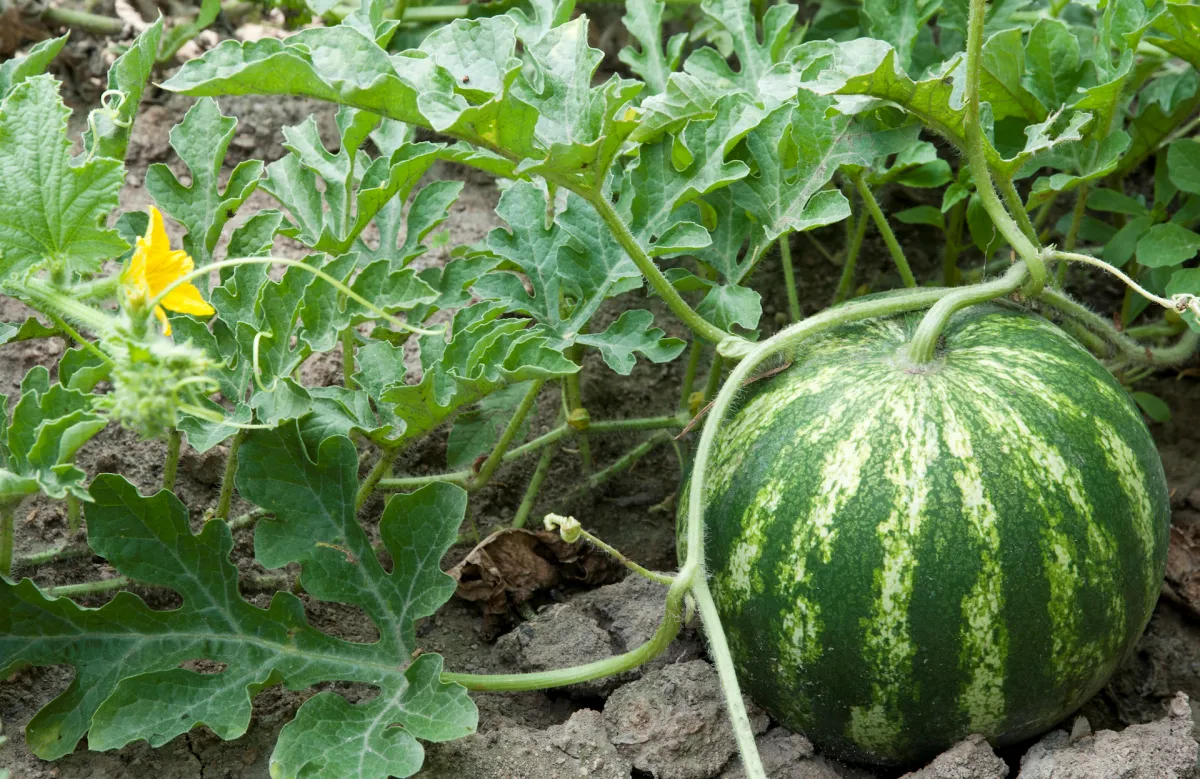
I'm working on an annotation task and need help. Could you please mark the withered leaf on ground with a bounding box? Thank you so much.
[450,527,623,635]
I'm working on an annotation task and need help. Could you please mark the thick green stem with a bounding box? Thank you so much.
[1037,288,1200,366]
[853,175,916,288]
[907,262,1029,364]
[471,380,545,489]
[1120,260,1141,327]
[357,448,400,510]
[1058,184,1090,286]
[162,428,183,491]
[693,578,767,779]
[44,311,113,368]
[379,415,685,492]
[46,576,131,598]
[71,275,120,302]
[679,340,703,412]
[66,494,82,534]
[41,5,126,34]
[1033,193,1059,238]
[443,588,684,690]
[13,541,92,570]
[942,199,967,287]
[997,177,1038,245]
[341,328,357,389]
[1126,320,1186,340]
[558,433,670,506]
[563,368,593,473]
[779,236,801,321]
[586,194,733,345]
[964,0,1046,293]
[215,430,245,521]
[702,355,725,402]
[0,503,14,579]
[834,201,870,303]
[512,445,556,529]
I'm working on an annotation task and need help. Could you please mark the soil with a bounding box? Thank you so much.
[2,34,1200,779]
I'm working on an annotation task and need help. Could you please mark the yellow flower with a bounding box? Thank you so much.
[121,206,215,336]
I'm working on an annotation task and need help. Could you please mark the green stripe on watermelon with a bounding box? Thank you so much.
[683,303,1169,766]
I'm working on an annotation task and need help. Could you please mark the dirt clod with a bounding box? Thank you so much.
[720,728,867,779]
[603,660,769,779]
[496,603,624,697]
[1017,692,1198,779]
[899,734,1007,779]
[422,708,633,778]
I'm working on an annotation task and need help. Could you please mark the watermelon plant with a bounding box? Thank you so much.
[1,0,1199,776]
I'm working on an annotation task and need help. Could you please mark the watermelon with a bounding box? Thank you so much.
[686,302,1170,766]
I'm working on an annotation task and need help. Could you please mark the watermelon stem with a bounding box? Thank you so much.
[694,577,769,778]
[853,172,917,289]
[962,0,1047,293]
[906,261,1030,364]
[1037,286,1200,367]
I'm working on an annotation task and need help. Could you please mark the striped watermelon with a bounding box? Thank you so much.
[687,302,1169,766]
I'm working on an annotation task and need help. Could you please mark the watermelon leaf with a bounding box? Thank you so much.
[0,426,475,775]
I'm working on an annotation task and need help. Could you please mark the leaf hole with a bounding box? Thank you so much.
[178,659,228,675]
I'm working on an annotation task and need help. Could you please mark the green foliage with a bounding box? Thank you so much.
[0,77,127,277]
[0,366,106,504]
[0,428,473,772]
[2,0,1200,775]
[145,98,263,266]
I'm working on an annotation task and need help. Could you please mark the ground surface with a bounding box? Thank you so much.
[2,29,1200,779]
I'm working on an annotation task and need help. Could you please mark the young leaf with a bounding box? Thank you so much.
[862,0,940,72]
[0,35,67,98]
[82,18,163,162]
[355,179,463,268]
[447,380,536,469]
[0,434,475,774]
[1025,18,1083,111]
[620,0,685,95]
[621,94,761,248]
[693,0,799,89]
[478,182,642,341]
[1117,72,1200,180]
[895,205,945,228]
[734,95,911,260]
[265,112,441,255]
[1026,131,1131,208]
[512,18,643,190]
[1168,138,1200,195]
[1101,215,1153,268]
[381,305,577,445]
[979,27,1046,122]
[1135,223,1200,268]
[144,98,264,267]
[764,39,970,154]
[0,76,127,277]
[297,253,438,352]
[0,366,106,503]
[0,318,59,347]
[1148,2,1200,71]
[576,309,686,375]
[1131,391,1171,423]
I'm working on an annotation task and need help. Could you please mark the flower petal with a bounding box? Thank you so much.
[160,282,216,317]
[146,205,170,249]
[154,305,172,337]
